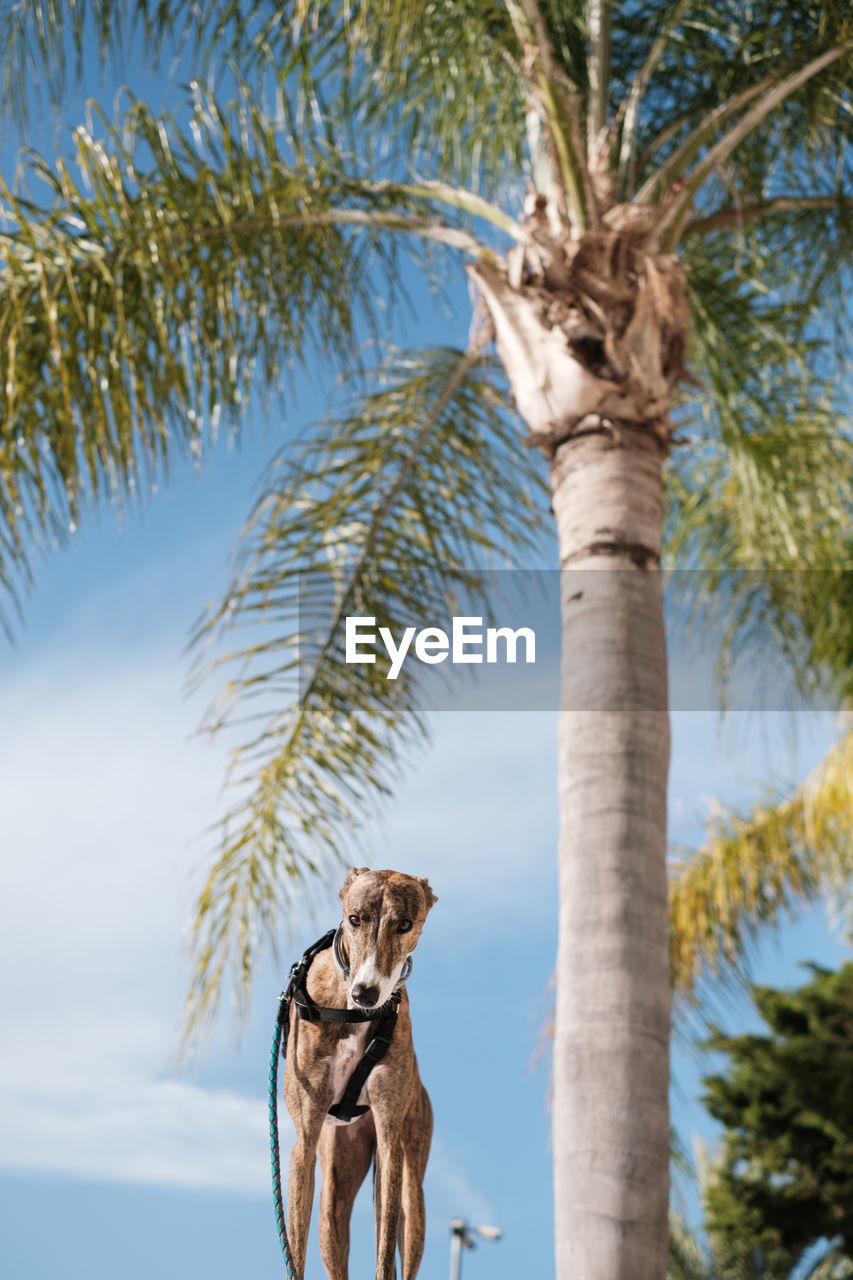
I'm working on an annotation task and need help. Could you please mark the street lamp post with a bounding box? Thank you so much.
[449,1218,503,1280]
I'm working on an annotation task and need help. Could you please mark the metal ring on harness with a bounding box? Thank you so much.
[332,924,350,982]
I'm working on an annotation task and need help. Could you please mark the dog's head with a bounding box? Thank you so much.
[338,867,437,1010]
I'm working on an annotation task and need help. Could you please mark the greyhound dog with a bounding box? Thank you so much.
[283,867,437,1280]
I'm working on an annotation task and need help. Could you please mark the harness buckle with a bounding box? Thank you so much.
[363,1026,394,1063]
[284,963,299,994]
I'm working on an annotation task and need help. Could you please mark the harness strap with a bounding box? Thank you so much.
[280,927,336,1056]
[326,1011,398,1123]
[292,985,400,1024]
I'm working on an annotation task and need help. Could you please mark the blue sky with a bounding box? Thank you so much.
[1,18,852,1280]
[1,470,848,1280]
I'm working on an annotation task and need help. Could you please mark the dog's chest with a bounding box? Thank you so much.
[323,1025,371,1127]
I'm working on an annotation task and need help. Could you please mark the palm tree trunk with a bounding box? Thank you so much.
[550,423,670,1280]
[470,247,676,1278]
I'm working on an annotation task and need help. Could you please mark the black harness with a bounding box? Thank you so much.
[279,928,402,1124]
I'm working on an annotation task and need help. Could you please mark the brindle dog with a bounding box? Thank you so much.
[284,867,437,1280]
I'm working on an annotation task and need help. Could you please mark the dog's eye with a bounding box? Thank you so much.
[348,915,360,927]
[398,919,413,933]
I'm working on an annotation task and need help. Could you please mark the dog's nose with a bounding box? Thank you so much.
[351,983,379,1008]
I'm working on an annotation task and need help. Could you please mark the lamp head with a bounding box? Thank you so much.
[477,1225,503,1241]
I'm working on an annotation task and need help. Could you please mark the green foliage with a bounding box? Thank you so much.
[184,344,547,1031]
[668,1209,853,1279]
[669,1137,853,1278]
[210,0,530,196]
[0,84,502,626]
[671,228,853,570]
[665,193,853,718]
[0,0,203,121]
[669,726,853,1002]
[703,963,853,1264]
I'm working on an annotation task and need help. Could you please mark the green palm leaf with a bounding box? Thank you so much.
[670,726,853,1001]
[0,0,205,122]
[0,86,511,624]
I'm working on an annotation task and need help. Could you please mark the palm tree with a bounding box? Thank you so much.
[3,3,853,1277]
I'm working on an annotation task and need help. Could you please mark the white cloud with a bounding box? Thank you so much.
[1,655,212,995]
[0,649,281,1192]
[0,1009,285,1193]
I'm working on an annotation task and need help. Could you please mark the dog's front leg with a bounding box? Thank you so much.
[373,1111,404,1280]
[287,1117,325,1279]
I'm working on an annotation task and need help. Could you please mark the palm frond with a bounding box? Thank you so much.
[665,204,853,690]
[182,344,548,1039]
[0,0,202,122]
[585,0,611,147]
[659,45,850,249]
[801,1248,853,1280]
[616,0,690,197]
[0,85,513,616]
[668,1211,713,1280]
[637,70,788,207]
[668,1198,853,1278]
[614,3,853,217]
[669,725,853,1001]
[669,219,853,562]
[683,194,853,240]
[497,0,594,228]
[218,0,530,198]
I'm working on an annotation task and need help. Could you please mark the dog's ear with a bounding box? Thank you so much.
[341,866,369,899]
[418,877,437,911]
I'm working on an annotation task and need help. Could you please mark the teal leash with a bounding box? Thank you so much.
[269,993,298,1279]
